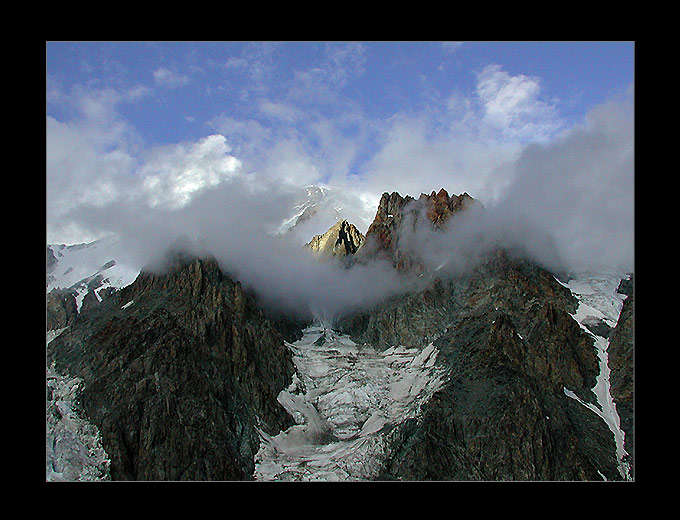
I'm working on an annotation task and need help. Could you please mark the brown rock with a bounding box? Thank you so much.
[356,189,481,270]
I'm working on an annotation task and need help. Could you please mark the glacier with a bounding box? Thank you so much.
[254,325,447,481]
[46,329,111,481]
[47,235,139,308]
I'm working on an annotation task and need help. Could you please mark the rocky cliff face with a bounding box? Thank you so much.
[339,249,621,480]
[46,289,79,331]
[355,189,479,272]
[336,192,627,480]
[46,251,303,480]
[608,274,634,476]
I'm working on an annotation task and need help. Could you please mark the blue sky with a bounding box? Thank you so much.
[46,41,634,271]
[46,41,633,147]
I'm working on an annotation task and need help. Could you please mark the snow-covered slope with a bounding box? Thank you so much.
[255,325,447,481]
[47,235,140,310]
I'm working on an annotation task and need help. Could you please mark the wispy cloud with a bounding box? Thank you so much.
[257,100,304,123]
[153,67,191,88]
[288,42,368,105]
[442,41,464,53]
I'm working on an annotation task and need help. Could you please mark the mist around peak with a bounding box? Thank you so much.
[50,89,633,324]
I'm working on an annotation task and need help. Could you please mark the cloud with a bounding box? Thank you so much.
[46,77,409,323]
[210,92,373,194]
[220,42,280,97]
[343,63,571,206]
[397,85,635,275]
[46,50,633,323]
[442,42,464,53]
[257,100,304,123]
[476,64,563,142]
[64,156,411,323]
[138,135,242,208]
[153,67,191,88]
[289,43,367,106]
[489,86,634,271]
[356,111,520,206]
[46,114,140,243]
[324,42,368,87]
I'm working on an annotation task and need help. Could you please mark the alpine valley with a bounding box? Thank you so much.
[45,186,634,482]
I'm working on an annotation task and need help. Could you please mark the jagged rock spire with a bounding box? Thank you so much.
[355,188,480,270]
[306,219,365,258]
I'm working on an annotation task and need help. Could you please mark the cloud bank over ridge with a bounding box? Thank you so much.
[46,46,634,319]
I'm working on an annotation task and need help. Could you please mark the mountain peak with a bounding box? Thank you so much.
[356,189,480,269]
[306,219,365,258]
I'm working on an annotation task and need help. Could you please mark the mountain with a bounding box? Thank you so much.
[305,219,365,259]
[47,250,303,480]
[339,252,632,480]
[276,185,376,246]
[355,188,480,272]
[45,188,634,481]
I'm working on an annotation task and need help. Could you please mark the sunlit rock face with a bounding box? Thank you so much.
[306,219,365,259]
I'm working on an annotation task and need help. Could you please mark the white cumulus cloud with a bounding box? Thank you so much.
[476,64,562,142]
[139,135,242,209]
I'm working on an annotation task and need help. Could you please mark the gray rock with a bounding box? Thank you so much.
[46,289,78,331]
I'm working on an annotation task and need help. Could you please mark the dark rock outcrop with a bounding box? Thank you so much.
[340,246,619,480]
[46,288,78,331]
[47,246,58,287]
[608,274,634,477]
[337,276,467,351]
[46,252,303,480]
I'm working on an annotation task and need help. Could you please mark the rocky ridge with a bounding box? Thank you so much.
[333,190,632,480]
[46,250,303,480]
[608,274,634,477]
[355,189,480,271]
